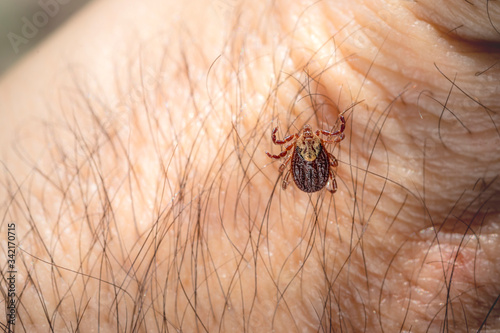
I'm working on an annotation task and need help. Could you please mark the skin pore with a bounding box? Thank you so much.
[1,0,499,331]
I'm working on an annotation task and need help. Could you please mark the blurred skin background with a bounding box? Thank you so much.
[0,0,92,75]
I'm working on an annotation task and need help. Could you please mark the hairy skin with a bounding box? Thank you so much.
[1,0,499,332]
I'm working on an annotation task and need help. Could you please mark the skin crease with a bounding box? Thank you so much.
[0,0,499,331]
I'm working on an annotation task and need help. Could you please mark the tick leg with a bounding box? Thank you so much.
[327,152,339,167]
[271,127,298,145]
[327,155,338,193]
[266,139,296,160]
[282,169,291,190]
[317,115,346,136]
[323,133,345,144]
[279,153,293,173]
[266,149,288,160]
[327,169,338,194]
[328,178,338,194]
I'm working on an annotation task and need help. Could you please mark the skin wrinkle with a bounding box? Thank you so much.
[340,1,500,228]
[409,0,500,42]
[0,0,499,332]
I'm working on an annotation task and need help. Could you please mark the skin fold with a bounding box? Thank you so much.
[0,0,499,331]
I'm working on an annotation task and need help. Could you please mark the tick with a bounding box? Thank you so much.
[266,114,346,193]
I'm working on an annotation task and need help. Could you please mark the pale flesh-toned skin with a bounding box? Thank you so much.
[1,0,499,331]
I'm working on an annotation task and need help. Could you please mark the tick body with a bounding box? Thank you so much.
[266,115,346,193]
[292,141,330,192]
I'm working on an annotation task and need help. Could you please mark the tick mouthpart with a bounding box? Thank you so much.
[302,124,314,138]
[302,124,312,132]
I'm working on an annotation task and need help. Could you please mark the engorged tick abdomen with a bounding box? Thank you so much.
[292,145,330,193]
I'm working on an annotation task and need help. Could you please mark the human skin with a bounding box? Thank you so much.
[0,0,499,331]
